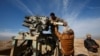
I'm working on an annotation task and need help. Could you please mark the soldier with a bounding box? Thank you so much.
[49,12,65,55]
[84,34,99,56]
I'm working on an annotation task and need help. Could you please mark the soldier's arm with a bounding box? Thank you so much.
[84,40,91,48]
[54,26,62,38]
[93,40,99,48]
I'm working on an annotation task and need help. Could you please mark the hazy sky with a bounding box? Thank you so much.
[0,0,100,40]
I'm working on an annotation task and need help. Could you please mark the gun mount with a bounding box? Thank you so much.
[10,16,64,56]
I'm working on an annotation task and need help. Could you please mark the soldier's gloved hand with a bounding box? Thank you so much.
[92,45,98,48]
[50,20,54,24]
[53,22,57,25]
[63,22,67,26]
